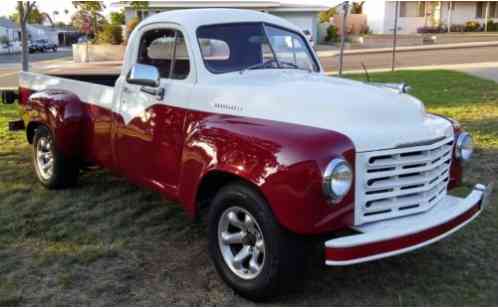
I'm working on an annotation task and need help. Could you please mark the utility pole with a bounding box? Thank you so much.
[338,1,349,76]
[392,1,400,72]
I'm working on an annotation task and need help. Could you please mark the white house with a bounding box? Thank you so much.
[27,24,60,44]
[363,0,498,34]
[0,17,21,42]
[115,1,328,41]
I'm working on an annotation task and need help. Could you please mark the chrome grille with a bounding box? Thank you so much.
[355,136,454,225]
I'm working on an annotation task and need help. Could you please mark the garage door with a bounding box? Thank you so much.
[270,12,316,40]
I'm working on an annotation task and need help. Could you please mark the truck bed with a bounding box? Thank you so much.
[20,72,117,109]
[50,73,120,88]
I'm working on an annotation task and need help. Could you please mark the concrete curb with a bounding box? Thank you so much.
[316,41,498,58]
[325,61,498,76]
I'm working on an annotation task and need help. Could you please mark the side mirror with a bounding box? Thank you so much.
[127,64,160,88]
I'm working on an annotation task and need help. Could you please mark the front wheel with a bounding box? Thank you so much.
[208,183,304,301]
[33,126,79,189]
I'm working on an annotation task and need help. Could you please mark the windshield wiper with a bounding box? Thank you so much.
[240,59,279,74]
[240,60,305,74]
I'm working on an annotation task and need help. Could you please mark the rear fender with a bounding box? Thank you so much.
[26,90,86,159]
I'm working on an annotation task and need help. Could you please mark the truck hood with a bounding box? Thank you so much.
[203,70,454,152]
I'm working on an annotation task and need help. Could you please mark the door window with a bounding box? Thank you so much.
[137,29,190,80]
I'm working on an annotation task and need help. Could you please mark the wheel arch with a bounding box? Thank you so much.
[26,121,46,144]
[195,170,271,217]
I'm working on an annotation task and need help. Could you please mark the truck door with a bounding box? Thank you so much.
[114,27,194,196]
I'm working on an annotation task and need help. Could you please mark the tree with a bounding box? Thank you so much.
[18,1,37,72]
[319,7,337,23]
[110,10,125,25]
[351,1,365,14]
[10,3,44,24]
[130,1,149,20]
[72,1,105,40]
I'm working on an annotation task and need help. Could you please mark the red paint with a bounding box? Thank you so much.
[325,201,481,263]
[17,88,467,236]
[19,87,355,235]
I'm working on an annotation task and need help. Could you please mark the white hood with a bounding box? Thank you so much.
[198,70,454,152]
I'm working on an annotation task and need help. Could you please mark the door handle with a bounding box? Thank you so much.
[123,86,132,94]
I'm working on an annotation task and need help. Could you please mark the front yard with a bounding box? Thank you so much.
[0,70,496,305]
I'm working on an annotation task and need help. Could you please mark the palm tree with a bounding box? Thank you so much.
[18,1,37,71]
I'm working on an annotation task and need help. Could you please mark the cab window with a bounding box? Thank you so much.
[137,29,190,80]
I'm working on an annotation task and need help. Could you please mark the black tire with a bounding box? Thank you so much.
[208,182,305,301]
[33,126,79,189]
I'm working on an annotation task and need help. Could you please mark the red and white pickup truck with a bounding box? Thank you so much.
[2,9,493,301]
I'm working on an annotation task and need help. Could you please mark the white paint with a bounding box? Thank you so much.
[20,72,115,111]
[325,187,485,266]
[22,8,452,154]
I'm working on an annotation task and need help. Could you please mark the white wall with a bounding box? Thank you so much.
[0,26,20,42]
[27,25,59,44]
[366,1,498,34]
[363,0,388,33]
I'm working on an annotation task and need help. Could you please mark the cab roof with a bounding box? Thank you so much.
[140,8,302,33]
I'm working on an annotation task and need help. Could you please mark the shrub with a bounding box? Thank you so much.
[0,36,9,46]
[99,24,123,45]
[464,21,481,32]
[325,25,339,42]
[450,24,465,32]
[486,20,498,31]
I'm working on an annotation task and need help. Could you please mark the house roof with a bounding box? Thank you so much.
[0,17,20,30]
[114,0,331,12]
[142,8,302,30]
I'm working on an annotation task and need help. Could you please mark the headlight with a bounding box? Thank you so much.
[323,158,353,203]
[456,132,473,161]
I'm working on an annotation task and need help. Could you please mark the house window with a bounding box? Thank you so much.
[400,2,426,18]
[477,2,485,18]
[477,2,498,18]
[491,2,498,18]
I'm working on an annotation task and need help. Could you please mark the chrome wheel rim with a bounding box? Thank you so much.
[36,136,54,181]
[218,206,266,280]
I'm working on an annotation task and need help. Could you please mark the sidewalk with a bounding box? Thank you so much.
[316,41,498,58]
[327,62,498,83]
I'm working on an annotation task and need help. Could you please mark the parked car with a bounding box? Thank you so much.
[2,9,492,301]
[29,39,58,53]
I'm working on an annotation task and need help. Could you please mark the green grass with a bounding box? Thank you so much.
[0,70,497,305]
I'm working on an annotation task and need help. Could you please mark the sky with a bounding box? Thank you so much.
[0,0,342,24]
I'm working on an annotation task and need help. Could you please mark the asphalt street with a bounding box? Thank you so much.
[1,46,498,88]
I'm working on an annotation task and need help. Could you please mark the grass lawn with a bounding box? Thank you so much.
[0,70,497,305]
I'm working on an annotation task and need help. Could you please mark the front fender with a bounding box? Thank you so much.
[26,89,86,159]
[178,112,356,235]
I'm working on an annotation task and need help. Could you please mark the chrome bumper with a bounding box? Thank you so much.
[325,183,493,266]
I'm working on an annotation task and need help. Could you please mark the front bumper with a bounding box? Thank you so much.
[325,183,493,266]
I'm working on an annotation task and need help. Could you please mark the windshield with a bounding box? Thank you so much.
[197,23,319,74]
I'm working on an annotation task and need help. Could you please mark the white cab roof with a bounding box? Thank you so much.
[141,8,302,33]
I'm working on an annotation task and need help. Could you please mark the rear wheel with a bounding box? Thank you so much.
[208,182,304,301]
[33,126,79,189]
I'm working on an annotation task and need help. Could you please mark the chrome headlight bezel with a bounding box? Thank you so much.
[323,158,353,203]
[456,132,474,161]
